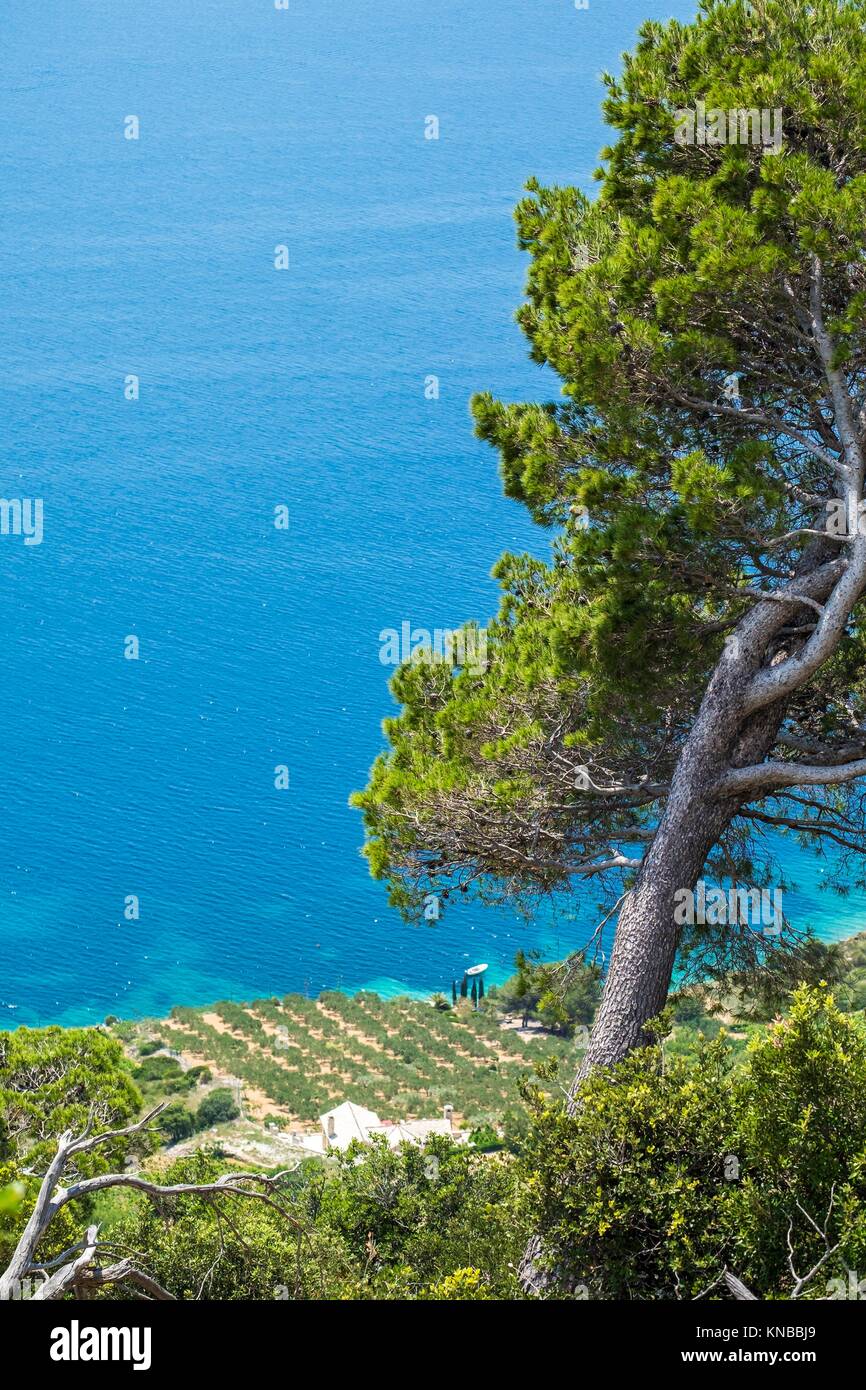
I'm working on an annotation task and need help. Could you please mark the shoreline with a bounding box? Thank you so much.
[5,919,866,1033]
[0,965,511,1034]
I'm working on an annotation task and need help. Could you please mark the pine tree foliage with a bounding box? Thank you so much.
[354,0,866,992]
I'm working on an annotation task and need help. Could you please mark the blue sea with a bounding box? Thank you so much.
[1,0,863,1029]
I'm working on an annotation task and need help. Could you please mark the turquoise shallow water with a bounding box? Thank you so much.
[0,0,863,1029]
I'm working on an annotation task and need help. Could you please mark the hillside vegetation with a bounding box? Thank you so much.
[102,932,866,1150]
[108,988,577,1132]
[6,965,866,1300]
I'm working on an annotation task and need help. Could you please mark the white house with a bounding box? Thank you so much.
[317,1100,463,1152]
[319,1100,382,1151]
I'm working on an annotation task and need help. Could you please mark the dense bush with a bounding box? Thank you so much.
[159,1101,196,1145]
[194,1088,240,1131]
[304,1135,526,1299]
[131,1053,216,1108]
[523,987,866,1300]
[101,992,866,1300]
[101,1140,525,1301]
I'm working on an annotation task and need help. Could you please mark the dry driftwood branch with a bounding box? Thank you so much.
[0,1102,300,1302]
[692,1269,758,1301]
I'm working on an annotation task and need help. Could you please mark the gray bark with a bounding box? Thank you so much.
[569,563,834,1085]
[520,554,857,1294]
[519,255,866,1295]
[0,1103,299,1301]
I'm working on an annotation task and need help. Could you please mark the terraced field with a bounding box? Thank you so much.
[119,992,577,1128]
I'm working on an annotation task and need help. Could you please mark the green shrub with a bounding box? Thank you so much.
[523,987,866,1300]
[195,1089,240,1131]
[159,1101,195,1145]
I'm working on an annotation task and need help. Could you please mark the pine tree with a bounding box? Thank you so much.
[355,1,866,1089]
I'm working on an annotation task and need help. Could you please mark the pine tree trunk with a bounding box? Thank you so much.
[577,634,793,1071]
[516,545,848,1292]
[519,653,787,1293]
[571,786,735,1083]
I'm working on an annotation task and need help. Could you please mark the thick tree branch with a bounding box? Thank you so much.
[743,548,864,714]
[716,756,866,798]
